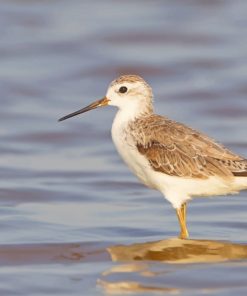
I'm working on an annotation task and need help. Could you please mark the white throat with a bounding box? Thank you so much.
[112,100,154,128]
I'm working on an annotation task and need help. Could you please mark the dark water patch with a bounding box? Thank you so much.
[187,0,226,6]
[0,167,100,180]
[0,39,85,59]
[0,110,45,122]
[236,84,247,96]
[0,146,35,155]
[0,241,109,266]
[180,58,233,70]
[105,32,225,46]
[212,221,247,230]
[6,81,47,99]
[96,226,165,238]
[202,105,247,118]
[88,180,145,191]
[66,64,179,83]
[5,130,86,146]
[3,126,109,149]
[168,89,224,102]
[0,187,93,205]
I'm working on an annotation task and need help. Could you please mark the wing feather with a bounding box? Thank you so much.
[132,115,246,179]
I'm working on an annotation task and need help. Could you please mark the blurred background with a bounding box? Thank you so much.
[1,0,247,295]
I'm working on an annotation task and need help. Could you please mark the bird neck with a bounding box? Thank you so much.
[115,106,153,124]
[115,102,154,125]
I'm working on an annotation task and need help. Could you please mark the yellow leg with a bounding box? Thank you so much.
[176,203,189,239]
[181,202,187,225]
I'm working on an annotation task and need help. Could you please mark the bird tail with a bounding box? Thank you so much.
[232,159,247,177]
[232,160,247,190]
[230,160,247,190]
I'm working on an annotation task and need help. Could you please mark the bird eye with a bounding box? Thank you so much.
[119,86,128,94]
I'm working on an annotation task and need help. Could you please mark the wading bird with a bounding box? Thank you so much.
[59,75,247,239]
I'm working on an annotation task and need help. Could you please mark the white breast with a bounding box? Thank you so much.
[111,111,156,188]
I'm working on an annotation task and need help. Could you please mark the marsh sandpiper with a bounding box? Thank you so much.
[59,75,247,239]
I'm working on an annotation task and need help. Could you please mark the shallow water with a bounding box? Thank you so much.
[1,0,247,295]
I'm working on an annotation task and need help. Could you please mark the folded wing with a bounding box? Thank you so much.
[132,115,247,179]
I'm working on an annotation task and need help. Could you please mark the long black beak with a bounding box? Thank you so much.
[58,97,109,122]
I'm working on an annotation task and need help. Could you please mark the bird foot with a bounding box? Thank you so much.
[179,230,189,240]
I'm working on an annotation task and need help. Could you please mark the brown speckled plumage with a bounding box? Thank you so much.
[127,114,247,179]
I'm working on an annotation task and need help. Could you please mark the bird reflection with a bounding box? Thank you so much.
[107,237,247,263]
[99,238,247,294]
